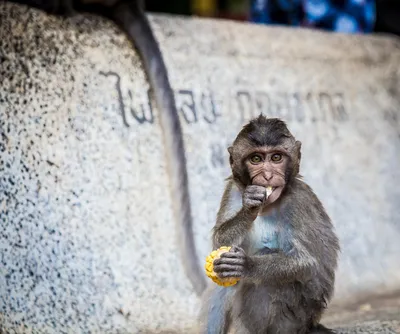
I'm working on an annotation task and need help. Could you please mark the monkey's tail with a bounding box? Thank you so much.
[110,1,207,296]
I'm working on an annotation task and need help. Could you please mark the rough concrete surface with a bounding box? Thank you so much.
[324,291,400,333]
[0,2,400,333]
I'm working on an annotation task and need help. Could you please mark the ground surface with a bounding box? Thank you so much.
[325,291,400,333]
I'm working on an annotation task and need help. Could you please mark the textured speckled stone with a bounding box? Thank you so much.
[337,321,400,334]
[0,2,400,332]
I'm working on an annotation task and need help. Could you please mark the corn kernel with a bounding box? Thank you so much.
[204,246,240,287]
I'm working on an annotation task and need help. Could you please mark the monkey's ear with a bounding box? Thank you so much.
[227,146,234,166]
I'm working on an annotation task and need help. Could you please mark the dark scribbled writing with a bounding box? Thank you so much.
[99,71,348,127]
[233,91,348,124]
[175,90,221,125]
[99,71,154,127]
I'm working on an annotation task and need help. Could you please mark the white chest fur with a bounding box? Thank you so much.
[247,213,280,255]
[224,183,285,254]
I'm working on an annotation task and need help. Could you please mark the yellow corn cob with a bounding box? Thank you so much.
[204,246,240,287]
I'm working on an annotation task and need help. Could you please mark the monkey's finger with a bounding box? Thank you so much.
[229,245,244,253]
[245,200,263,208]
[214,264,244,273]
[218,252,245,260]
[244,198,264,205]
[247,193,265,201]
[214,257,245,266]
[217,271,243,278]
[246,185,266,193]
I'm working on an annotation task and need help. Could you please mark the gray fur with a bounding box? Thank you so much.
[199,285,235,334]
[4,0,206,295]
[200,116,340,333]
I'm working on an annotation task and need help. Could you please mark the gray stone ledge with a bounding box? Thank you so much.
[1,2,400,332]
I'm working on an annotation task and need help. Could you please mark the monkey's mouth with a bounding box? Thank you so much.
[264,185,284,205]
[266,186,275,199]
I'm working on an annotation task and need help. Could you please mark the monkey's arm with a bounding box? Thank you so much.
[215,182,338,285]
[246,243,317,284]
[246,189,319,284]
[212,179,263,249]
[216,234,317,284]
[213,209,254,249]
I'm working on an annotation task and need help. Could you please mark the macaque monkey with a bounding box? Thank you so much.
[200,115,340,333]
[1,0,206,294]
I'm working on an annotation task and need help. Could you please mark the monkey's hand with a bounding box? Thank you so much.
[213,246,247,279]
[243,185,266,214]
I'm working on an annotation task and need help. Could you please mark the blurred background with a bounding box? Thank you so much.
[145,0,400,37]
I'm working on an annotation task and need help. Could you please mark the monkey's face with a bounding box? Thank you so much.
[229,116,302,204]
[244,147,289,205]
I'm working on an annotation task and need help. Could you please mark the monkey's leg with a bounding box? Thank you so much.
[199,285,234,334]
[227,320,251,334]
[268,305,334,334]
[100,0,206,296]
[309,324,336,333]
[267,316,309,334]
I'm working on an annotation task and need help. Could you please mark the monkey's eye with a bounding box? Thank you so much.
[271,153,283,162]
[250,154,263,164]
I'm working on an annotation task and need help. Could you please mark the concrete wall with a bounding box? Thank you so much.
[0,3,400,333]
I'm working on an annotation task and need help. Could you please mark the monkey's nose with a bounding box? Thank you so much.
[264,171,273,181]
